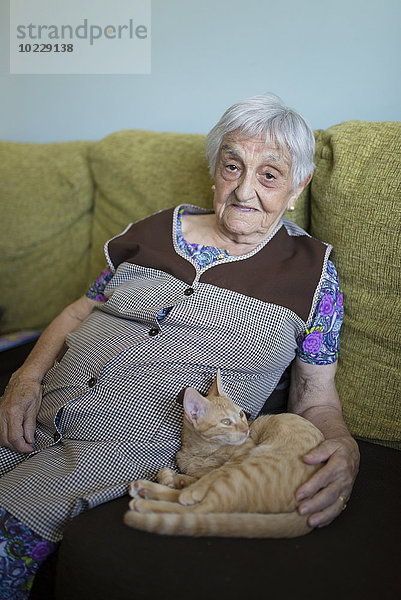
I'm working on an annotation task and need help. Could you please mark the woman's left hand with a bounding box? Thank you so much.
[295,435,360,528]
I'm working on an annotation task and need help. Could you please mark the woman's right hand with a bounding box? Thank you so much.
[0,369,42,453]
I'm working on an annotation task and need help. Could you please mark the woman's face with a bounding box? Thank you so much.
[213,133,309,245]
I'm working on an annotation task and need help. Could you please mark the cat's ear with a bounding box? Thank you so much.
[183,388,209,424]
[207,368,224,397]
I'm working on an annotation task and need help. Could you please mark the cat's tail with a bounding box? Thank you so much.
[123,510,313,538]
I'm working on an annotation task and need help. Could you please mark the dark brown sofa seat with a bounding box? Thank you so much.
[33,440,399,600]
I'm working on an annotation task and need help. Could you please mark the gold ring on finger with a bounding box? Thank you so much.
[338,495,347,511]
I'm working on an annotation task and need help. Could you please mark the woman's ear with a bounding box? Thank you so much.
[287,174,313,211]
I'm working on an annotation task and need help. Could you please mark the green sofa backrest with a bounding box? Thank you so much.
[0,140,94,332]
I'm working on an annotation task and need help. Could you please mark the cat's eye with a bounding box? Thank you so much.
[220,418,232,426]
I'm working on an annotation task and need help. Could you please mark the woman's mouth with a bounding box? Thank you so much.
[231,204,258,213]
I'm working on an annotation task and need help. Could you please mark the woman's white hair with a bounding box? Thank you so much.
[205,93,315,189]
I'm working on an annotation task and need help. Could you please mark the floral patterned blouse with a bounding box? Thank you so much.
[87,209,343,366]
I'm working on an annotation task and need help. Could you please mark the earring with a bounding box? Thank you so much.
[288,206,295,212]
[211,185,216,192]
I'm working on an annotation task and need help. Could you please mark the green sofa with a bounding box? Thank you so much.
[0,121,400,599]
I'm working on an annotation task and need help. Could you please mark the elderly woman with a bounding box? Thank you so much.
[0,94,359,596]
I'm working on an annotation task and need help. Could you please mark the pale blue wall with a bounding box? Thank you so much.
[1,0,400,142]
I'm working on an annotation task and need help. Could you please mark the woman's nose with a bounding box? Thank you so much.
[235,171,256,202]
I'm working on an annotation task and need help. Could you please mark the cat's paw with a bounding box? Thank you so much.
[157,468,177,488]
[178,487,203,506]
[128,480,151,499]
[128,498,150,512]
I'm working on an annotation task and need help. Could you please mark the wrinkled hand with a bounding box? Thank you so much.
[0,370,42,453]
[296,436,360,528]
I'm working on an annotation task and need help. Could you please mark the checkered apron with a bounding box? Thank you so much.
[0,205,331,541]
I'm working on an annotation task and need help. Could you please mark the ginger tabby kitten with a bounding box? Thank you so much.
[124,370,324,538]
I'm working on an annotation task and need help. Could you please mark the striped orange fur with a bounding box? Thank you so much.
[124,370,324,538]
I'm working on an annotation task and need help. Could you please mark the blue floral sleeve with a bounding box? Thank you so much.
[296,260,344,365]
[86,268,113,302]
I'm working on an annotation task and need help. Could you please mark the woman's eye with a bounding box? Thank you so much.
[264,172,275,180]
[226,164,238,172]
[221,418,232,426]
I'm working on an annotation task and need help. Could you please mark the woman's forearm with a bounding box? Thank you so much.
[288,358,357,443]
[296,403,354,442]
[287,358,360,527]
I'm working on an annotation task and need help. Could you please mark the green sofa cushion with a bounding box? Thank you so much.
[88,129,310,279]
[310,121,401,449]
[89,130,214,278]
[0,141,94,333]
